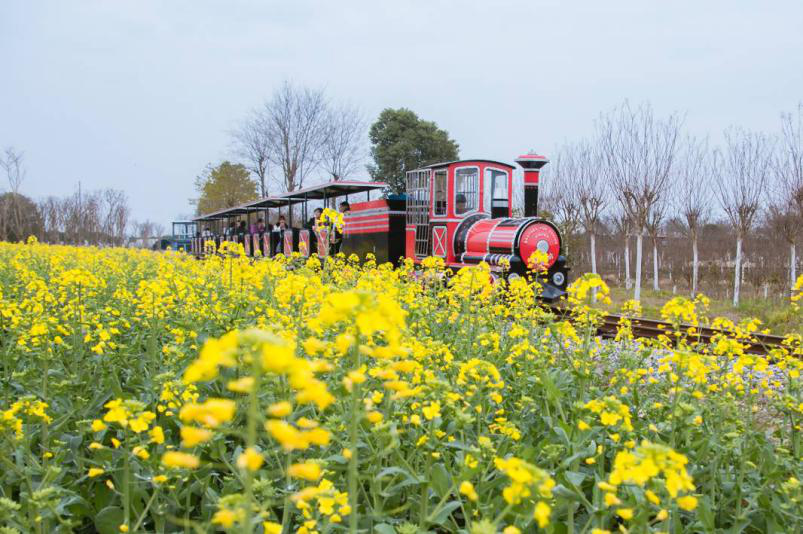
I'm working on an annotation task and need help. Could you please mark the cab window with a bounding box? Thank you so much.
[454,167,479,215]
[483,168,509,213]
[433,170,447,216]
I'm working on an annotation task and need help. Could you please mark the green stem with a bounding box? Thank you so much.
[348,342,362,534]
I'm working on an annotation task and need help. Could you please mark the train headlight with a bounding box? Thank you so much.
[537,239,549,253]
[552,272,565,286]
[508,273,520,281]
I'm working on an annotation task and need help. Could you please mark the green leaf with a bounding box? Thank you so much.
[429,500,461,526]
[374,524,397,534]
[94,506,125,534]
[564,470,586,488]
[430,463,451,498]
[552,484,583,502]
[697,495,715,531]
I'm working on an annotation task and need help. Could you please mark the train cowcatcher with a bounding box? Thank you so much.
[192,153,569,299]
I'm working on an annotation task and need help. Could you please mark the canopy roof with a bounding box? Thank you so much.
[279,180,388,200]
[193,204,266,222]
[193,180,388,222]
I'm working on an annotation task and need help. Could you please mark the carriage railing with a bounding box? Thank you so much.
[406,169,431,258]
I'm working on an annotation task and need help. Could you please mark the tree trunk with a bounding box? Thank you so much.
[692,237,699,296]
[635,231,643,301]
[733,236,742,306]
[590,232,597,275]
[652,238,659,291]
[792,242,797,296]
[624,235,631,290]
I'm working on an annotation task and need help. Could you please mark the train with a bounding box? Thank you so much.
[192,153,569,299]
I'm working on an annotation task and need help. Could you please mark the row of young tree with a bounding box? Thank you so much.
[540,101,802,304]
[0,147,166,247]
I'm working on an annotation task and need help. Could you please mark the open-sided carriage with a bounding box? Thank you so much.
[191,181,392,260]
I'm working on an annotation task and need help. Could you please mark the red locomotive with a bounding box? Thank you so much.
[192,153,568,298]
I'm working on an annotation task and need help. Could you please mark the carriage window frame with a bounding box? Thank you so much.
[483,167,510,214]
[453,166,480,216]
[433,169,448,216]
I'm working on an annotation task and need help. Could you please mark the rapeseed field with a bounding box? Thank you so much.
[0,239,801,533]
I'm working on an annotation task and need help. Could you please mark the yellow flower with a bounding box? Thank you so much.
[161,451,200,469]
[153,475,168,484]
[132,446,150,460]
[227,376,254,393]
[267,401,293,417]
[266,419,308,451]
[237,447,264,472]
[212,509,239,528]
[91,419,107,432]
[422,401,441,421]
[533,501,551,528]
[366,411,383,424]
[288,461,321,481]
[179,398,236,428]
[119,525,129,533]
[459,481,478,502]
[604,492,620,506]
[616,508,634,520]
[263,521,282,534]
[149,425,165,444]
[129,411,155,433]
[180,426,213,447]
[578,420,590,431]
[88,468,105,478]
[656,509,669,521]
[676,495,698,511]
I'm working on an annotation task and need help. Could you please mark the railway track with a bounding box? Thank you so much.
[546,305,791,356]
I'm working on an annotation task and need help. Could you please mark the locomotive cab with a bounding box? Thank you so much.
[404,156,569,299]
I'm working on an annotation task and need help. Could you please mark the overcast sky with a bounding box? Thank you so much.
[2,0,802,227]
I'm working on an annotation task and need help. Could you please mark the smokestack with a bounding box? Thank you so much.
[515,152,549,218]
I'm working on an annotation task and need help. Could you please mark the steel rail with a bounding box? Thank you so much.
[546,305,790,356]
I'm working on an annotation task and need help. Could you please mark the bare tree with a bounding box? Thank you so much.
[611,211,634,289]
[645,198,667,291]
[774,104,803,291]
[714,127,773,305]
[263,81,328,193]
[541,152,583,254]
[100,189,130,246]
[131,220,164,249]
[598,101,682,300]
[0,147,26,240]
[674,136,713,296]
[559,140,607,275]
[319,103,366,181]
[232,114,271,197]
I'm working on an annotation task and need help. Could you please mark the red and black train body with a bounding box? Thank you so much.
[192,153,569,298]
